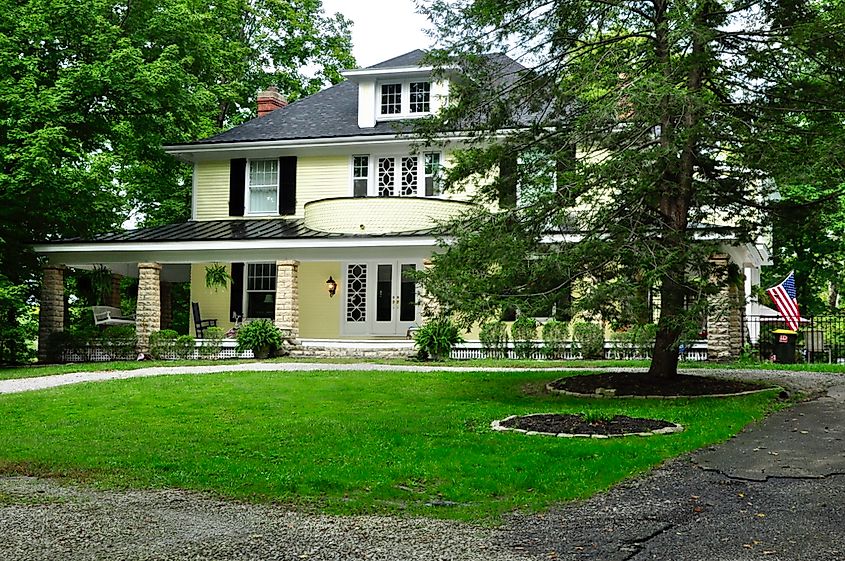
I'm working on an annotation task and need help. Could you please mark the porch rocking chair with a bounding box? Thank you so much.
[192,302,218,338]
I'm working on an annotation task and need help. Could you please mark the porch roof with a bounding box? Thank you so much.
[47,218,436,244]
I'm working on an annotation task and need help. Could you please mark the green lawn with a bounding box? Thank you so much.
[0,368,781,521]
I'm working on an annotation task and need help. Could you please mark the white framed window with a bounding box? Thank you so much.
[377,80,432,118]
[350,152,443,198]
[380,83,402,115]
[353,155,369,197]
[245,263,276,319]
[247,159,278,214]
[409,82,430,113]
[424,152,441,196]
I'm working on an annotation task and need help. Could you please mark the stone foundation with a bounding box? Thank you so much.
[289,346,415,359]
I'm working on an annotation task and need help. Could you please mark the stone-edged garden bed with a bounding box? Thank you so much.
[491,413,684,438]
[547,372,778,399]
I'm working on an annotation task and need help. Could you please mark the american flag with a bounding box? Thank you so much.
[766,271,801,331]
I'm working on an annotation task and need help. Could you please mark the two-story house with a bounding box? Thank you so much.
[33,50,770,361]
[34,50,500,358]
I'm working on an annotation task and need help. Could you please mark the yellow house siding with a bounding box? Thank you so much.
[194,162,231,221]
[298,262,341,339]
[194,157,348,221]
[296,156,348,216]
[189,263,234,335]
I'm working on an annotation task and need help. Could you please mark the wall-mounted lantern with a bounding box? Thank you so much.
[326,276,338,298]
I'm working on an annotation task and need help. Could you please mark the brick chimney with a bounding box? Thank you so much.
[257,86,287,117]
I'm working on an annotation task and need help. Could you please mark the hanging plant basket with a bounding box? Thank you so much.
[205,263,232,292]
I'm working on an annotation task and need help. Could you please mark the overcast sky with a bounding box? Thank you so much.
[320,0,436,68]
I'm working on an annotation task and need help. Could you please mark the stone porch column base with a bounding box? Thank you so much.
[275,260,300,343]
[37,266,65,362]
[136,263,162,353]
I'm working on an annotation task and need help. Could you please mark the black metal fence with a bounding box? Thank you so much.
[745,314,845,364]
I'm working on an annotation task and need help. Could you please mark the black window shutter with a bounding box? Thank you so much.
[229,159,246,217]
[498,154,517,209]
[278,156,297,215]
[229,262,244,320]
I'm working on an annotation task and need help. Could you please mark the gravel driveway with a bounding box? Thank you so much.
[0,365,842,560]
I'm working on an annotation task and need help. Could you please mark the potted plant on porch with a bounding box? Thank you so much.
[235,319,283,359]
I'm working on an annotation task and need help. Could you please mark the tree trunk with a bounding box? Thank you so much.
[648,273,685,378]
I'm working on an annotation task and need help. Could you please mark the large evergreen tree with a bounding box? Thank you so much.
[417,0,845,376]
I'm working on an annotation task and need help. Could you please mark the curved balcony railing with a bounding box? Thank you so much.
[303,196,473,234]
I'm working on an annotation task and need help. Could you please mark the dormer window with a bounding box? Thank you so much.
[377,80,431,118]
[380,84,402,114]
[409,82,430,113]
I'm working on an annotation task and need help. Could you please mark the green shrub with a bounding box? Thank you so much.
[572,322,604,359]
[173,335,196,360]
[541,319,568,359]
[414,318,464,361]
[511,316,538,359]
[149,329,179,360]
[101,326,137,360]
[479,321,509,358]
[236,319,284,359]
[582,410,614,423]
[199,326,225,359]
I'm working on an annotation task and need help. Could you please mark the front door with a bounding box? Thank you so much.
[344,261,420,336]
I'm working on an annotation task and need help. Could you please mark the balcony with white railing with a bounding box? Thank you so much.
[303,197,473,235]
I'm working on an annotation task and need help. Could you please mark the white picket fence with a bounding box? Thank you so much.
[449,340,708,361]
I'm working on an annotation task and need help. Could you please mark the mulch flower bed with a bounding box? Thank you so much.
[496,413,678,437]
[547,372,774,398]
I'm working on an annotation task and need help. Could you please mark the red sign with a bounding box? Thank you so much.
[779,335,789,343]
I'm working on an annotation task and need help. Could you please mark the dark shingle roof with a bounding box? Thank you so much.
[188,81,405,145]
[179,50,525,146]
[367,49,427,68]
[53,219,434,244]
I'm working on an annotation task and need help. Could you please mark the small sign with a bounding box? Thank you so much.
[779,335,789,343]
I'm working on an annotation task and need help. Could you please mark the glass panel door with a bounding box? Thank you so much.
[399,264,416,322]
[375,264,394,329]
[343,260,421,336]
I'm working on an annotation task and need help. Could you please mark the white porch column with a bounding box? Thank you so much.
[37,265,65,362]
[136,263,162,353]
[275,260,300,341]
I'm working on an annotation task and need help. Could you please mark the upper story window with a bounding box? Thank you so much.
[378,80,431,118]
[409,82,430,113]
[424,153,441,196]
[247,159,278,214]
[353,156,369,197]
[351,152,442,198]
[380,84,402,114]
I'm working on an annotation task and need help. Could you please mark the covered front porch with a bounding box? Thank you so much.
[33,219,439,362]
